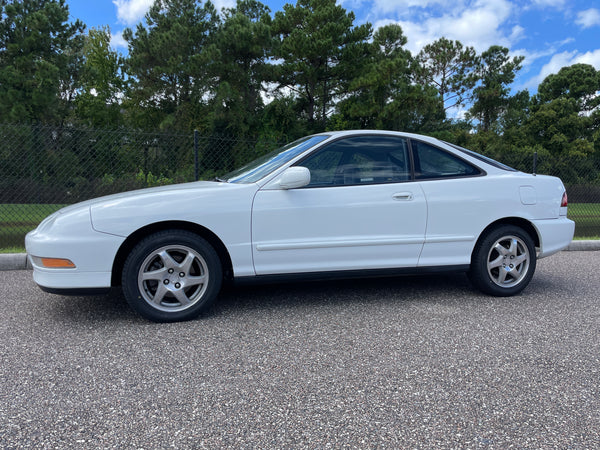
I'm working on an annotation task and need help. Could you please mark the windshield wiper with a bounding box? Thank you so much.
[213,177,228,183]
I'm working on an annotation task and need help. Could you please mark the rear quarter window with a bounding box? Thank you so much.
[412,141,482,180]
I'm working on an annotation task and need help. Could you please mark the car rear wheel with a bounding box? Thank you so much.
[469,225,536,296]
[122,230,222,322]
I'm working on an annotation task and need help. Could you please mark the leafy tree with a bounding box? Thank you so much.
[496,89,531,151]
[74,27,125,127]
[337,24,440,132]
[416,37,478,114]
[272,0,371,130]
[537,64,600,113]
[337,24,409,129]
[0,0,85,123]
[209,1,272,139]
[123,0,220,131]
[511,66,600,182]
[259,95,310,142]
[208,0,276,168]
[522,96,596,181]
[468,46,524,132]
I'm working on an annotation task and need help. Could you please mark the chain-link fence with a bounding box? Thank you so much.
[1,123,599,250]
[0,123,283,250]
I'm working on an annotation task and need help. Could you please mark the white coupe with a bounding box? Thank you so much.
[26,131,575,322]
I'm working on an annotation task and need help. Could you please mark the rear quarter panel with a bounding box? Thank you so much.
[417,173,565,267]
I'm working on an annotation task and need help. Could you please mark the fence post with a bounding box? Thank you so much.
[194,130,199,181]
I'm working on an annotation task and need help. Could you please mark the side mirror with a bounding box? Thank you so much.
[279,166,311,190]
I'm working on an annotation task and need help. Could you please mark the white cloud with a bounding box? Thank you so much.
[340,0,369,12]
[447,105,468,120]
[575,48,600,67]
[113,0,236,26]
[529,0,566,7]
[110,30,128,51]
[529,51,577,87]
[509,25,525,42]
[375,0,516,55]
[575,8,600,29]
[371,0,450,15]
[212,0,236,12]
[524,49,600,89]
[513,37,574,71]
[113,0,154,26]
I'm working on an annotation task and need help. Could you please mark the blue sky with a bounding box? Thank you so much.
[66,0,600,94]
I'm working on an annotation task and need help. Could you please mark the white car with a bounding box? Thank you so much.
[26,131,575,322]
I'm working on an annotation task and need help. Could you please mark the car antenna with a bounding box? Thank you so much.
[532,150,537,176]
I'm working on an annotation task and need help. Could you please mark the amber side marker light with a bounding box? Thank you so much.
[41,257,76,268]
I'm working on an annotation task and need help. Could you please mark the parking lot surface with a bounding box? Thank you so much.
[1,251,599,448]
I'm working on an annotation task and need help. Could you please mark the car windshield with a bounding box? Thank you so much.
[224,135,329,183]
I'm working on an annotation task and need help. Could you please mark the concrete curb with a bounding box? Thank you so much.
[2,240,598,271]
[0,253,32,271]
[564,240,600,252]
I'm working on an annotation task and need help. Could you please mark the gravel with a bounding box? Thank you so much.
[1,251,599,448]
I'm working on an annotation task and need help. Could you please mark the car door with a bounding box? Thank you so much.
[251,135,427,275]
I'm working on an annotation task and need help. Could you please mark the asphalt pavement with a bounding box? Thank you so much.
[0,251,599,447]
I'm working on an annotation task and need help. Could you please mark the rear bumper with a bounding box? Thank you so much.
[532,217,575,258]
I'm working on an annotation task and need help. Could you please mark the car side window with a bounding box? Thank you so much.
[298,136,411,187]
[412,140,481,179]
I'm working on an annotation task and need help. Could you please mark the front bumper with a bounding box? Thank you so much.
[26,222,125,291]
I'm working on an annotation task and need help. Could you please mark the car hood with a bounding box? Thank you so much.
[48,181,258,238]
[53,181,222,214]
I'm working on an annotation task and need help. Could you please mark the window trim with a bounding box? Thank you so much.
[408,138,487,181]
[443,141,517,172]
[294,133,413,188]
[290,134,488,189]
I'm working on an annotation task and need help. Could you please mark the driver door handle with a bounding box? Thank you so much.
[392,192,413,201]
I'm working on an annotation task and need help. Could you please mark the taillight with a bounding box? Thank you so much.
[561,191,568,207]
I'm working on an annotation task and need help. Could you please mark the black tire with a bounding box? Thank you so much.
[122,230,222,322]
[469,225,536,297]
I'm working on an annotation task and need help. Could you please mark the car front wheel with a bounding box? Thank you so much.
[122,230,222,322]
[469,225,536,296]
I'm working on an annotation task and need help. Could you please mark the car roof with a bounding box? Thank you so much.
[313,130,443,145]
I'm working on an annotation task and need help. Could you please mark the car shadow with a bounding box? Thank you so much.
[44,270,566,324]
[45,288,142,325]
[42,273,474,324]
[208,272,475,317]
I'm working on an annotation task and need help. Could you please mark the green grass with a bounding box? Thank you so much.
[567,203,600,218]
[1,202,599,253]
[0,203,65,223]
[0,204,65,249]
[567,203,600,238]
[0,204,66,226]
[0,246,26,254]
